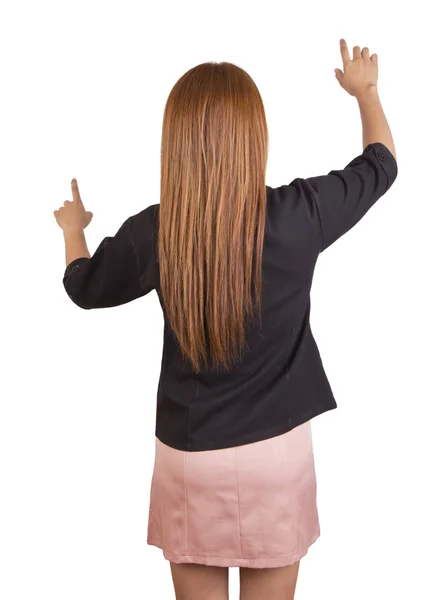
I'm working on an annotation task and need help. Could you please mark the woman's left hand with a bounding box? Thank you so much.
[54,178,93,232]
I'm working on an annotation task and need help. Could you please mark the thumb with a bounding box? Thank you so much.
[334,68,344,83]
[86,211,93,221]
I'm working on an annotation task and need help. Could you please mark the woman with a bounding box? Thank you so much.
[54,39,397,600]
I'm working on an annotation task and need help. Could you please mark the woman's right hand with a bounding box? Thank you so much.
[334,39,378,98]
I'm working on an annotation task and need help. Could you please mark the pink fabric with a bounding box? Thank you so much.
[147,420,320,568]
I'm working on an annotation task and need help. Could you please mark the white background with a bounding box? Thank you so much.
[1,0,431,598]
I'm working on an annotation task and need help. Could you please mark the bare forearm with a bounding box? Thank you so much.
[356,88,396,160]
[63,228,91,267]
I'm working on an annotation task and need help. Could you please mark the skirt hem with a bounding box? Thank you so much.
[146,529,321,569]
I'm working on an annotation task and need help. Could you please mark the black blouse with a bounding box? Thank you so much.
[63,142,398,451]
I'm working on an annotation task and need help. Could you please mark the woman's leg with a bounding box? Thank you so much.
[239,560,300,600]
[170,562,229,600]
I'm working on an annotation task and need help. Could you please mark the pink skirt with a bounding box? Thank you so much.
[147,420,320,568]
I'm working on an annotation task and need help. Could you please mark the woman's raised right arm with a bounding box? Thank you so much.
[335,38,396,160]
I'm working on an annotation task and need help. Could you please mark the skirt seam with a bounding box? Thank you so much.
[184,450,188,555]
[233,446,243,559]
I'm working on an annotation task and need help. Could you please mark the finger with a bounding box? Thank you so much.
[71,178,83,205]
[361,47,370,59]
[353,45,361,60]
[334,68,344,84]
[371,53,378,64]
[339,39,351,67]
[64,200,72,205]
[86,211,93,220]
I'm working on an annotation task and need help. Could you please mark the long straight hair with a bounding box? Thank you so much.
[158,61,268,372]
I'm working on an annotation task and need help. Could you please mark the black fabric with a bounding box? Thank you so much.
[63,142,398,451]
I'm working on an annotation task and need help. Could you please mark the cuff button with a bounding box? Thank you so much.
[378,152,385,161]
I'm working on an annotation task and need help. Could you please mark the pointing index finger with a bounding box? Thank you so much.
[71,178,83,205]
[339,38,351,67]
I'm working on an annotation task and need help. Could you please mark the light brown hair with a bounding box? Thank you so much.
[158,61,268,372]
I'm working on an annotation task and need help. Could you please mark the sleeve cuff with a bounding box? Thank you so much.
[364,142,398,185]
[63,256,90,280]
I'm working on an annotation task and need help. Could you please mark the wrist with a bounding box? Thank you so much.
[63,227,85,237]
[355,85,379,104]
